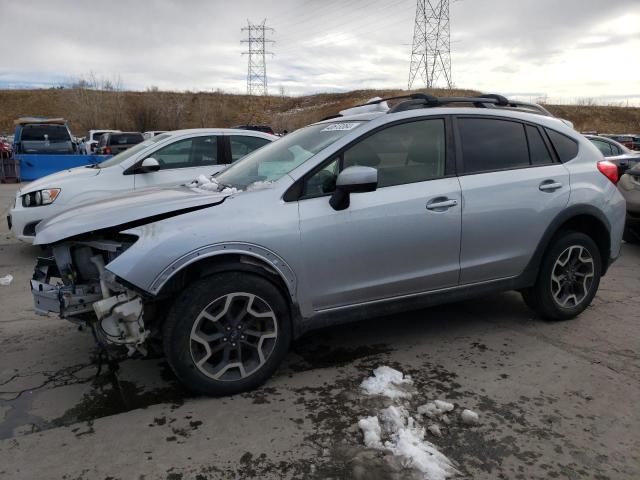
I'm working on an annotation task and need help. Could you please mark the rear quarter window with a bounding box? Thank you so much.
[545,128,579,162]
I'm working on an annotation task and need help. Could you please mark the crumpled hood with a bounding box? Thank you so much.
[34,185,231,245]
[21,165,101,194]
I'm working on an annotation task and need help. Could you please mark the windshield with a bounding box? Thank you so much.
[215,121,365,188]
[97,133,171,167]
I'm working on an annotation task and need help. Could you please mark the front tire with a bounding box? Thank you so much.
[163,272,291,396]
[522,231,602,321]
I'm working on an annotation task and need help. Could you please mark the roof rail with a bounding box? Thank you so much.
[336,93,553,118]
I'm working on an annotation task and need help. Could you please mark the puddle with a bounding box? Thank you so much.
[49,368,190,433]
[0,359,191,440]
[1,336,393,440]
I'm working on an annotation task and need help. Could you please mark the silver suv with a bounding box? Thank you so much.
[31,94,626,396]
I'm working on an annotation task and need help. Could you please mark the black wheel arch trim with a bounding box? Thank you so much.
[520,204,612,284]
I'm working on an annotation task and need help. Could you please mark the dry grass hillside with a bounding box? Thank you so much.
[1,87,638,136]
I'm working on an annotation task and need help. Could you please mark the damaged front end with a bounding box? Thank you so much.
[31,235,150,355]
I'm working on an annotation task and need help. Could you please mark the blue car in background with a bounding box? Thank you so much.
[13,117,76,155]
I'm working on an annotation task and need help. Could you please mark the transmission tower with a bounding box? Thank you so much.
[408,0,452,90]
[241,20,274,96]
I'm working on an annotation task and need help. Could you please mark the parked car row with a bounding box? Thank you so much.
[585,134,640,173]
[8,129,275,241]
[78,129,121,154]
[601,134,640,151]
[16,93,627,397]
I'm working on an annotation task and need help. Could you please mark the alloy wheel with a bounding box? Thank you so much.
[190,292,278,381]
[550,245,595,308]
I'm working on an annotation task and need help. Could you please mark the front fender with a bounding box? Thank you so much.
[149,242,297,298]
[104,188,302,302]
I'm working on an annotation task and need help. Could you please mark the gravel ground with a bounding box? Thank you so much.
[0,182,639,480]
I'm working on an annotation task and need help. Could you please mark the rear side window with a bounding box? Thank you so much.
[459,118,529,173]
[526,125,553,165]
[545,129,578,162]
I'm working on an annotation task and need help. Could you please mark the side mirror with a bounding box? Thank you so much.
[329,166,378,211]
[138,157,160,173]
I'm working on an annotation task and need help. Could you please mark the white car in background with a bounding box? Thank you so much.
[8,128,276,242]
[79,129,121,154]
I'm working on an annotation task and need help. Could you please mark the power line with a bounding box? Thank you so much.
[408,0,452,89]
[241,20,274,96]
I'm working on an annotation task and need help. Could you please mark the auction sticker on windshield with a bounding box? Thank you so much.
[321,122,361,132]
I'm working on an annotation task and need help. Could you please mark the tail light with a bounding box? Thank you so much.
[597,160,619,184]
[103,146,112,155]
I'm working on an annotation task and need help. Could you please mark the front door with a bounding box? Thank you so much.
[297,118,462,311]
[134,135,224,189]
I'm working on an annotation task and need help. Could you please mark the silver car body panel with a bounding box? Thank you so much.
[33,107,626,325]
[34,186,231,245]
[458,163,571,283]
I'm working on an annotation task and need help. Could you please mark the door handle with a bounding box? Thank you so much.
[539,180,563,192]
[426,198,458,210]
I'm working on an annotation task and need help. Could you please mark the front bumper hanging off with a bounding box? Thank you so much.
[31,254,149,352]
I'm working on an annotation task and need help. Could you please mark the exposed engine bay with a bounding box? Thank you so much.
[31,235,150,355]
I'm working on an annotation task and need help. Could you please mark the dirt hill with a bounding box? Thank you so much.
[1,88,638,136]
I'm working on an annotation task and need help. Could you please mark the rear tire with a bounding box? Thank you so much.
[522,231,602,321]
[163,272,291,396]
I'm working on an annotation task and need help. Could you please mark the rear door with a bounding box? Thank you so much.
[297,117,462,310]
[133,134,225,189]
[456,116,571,284]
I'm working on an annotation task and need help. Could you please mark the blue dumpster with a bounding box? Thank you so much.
[15,154,112,181]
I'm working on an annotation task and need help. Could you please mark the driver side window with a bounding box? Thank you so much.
[303,119,446,196]
[151,136,218,170]
[304,158,339,197]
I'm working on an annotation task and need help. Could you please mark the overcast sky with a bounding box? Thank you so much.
[1,0,639,104]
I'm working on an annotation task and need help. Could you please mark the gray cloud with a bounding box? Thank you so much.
[0,0,638,102]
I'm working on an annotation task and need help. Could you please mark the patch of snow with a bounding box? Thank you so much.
[0,274,12,285]
[392,422,456,480]
[359,404,458,480]
[246,180,273,191]
[460,409,479,425]
[427,424,442,437]
[380,405,408,430]
[360,366,413,399]
[358,416,382,448]
[188,174,239,194]
[418,400,454,419]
